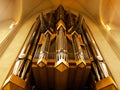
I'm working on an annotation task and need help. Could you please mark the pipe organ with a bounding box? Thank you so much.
[2,5,117,90]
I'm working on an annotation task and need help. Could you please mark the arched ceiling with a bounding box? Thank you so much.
[0,0,22,24]
[0,0,120,32]
[21,0,100,23]
[0,0,120,29]
[100,0,120,27]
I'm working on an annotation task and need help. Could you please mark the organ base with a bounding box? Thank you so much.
[32,59,91,90]
[96,76,117,90]
[2,61,117,90]
[2,73,32,90]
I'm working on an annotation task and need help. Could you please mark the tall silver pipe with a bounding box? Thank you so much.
[12,16,40,76]
[20,19,41,79]
[55,26,69,72]
[56,26,68,61]
[83,21,109,79]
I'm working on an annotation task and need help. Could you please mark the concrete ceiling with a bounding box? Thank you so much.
[0,0,21,24]
[18,0,100,23]
[0,0,120,29]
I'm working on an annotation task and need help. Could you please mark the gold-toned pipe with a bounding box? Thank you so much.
[37,31,51,67]
[72,32,86,68]
[72,32,84,60]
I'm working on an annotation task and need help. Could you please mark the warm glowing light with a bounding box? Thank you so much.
[105,25,111,31]
[100,19,111,31]
[9,23,14,29]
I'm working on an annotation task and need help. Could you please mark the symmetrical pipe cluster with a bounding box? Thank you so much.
[12,5,111,81]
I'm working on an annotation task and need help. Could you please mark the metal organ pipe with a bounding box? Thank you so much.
[37,13,52,67]
[39,33,50,56]
[83,21,109,80]
[12,16,40,76]
[55,25,69,72]
[20,20,41,79]
[3,6,117,90]
[54,5,69,72]
[37,31,50,67]
[71,32,86,68]
[72,33,84,60]
[56,27,68,61]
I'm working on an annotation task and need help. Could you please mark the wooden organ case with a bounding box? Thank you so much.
[2,5,118,90]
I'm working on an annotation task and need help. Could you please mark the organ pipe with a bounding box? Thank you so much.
[72,32,86,68]
[72,32,84,60]
[56,26,68,61]
[12,16,40,76]
[82,21,109,80]
[2,5,117,90]
[55,22,69,72]
[37,31,51,67]
[20,18,41,79]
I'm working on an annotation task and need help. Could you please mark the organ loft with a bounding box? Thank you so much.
[0,5,118,90]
